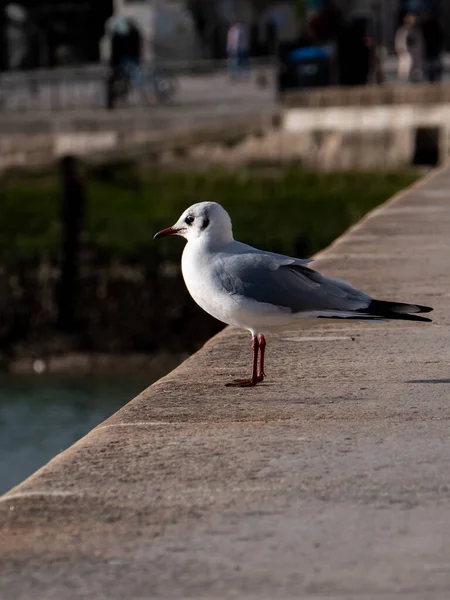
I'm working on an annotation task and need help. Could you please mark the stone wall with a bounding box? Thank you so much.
[2,82,450,172]
[178,128,414,171]
[0,111,276,172]
[280,83,450,169]
[282,83,450,108]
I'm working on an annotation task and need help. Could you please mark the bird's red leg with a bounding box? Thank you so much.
[226,334,261,387]
[257,334,266,382]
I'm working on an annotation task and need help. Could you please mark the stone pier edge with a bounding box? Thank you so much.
[0,163,444,501]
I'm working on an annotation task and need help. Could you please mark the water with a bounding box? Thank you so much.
[0,374,152,495]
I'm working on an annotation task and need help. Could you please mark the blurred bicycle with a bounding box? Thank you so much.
[109,59,178,107]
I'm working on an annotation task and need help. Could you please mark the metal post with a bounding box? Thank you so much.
[56,156,86,331]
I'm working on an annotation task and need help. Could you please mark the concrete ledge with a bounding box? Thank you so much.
[282,100,450,169]
[282,82,450,108]
[1,167,450,598]
[0,107,278,169]
[283,104,450,133]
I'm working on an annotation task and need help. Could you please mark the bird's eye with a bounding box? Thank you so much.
[185,215,194,225]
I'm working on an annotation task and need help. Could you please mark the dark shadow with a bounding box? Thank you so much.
[407,379,450,384]
[412,127,440,166]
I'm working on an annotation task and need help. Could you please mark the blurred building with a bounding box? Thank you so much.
[117,0,301,61]
[1,1,113,69]
[1,0,448,72]
[186,1,301,59]
[0,0,302,69]
[334,0,448,51]
[112,0,200,62]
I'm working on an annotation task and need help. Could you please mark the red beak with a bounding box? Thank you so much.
[153,226,180,239]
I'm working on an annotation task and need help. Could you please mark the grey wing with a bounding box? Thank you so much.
[217,252,372,315]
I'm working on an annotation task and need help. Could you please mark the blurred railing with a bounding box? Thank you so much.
[2,53,449,113]
[0,58,276,113]
[0,65,108,112]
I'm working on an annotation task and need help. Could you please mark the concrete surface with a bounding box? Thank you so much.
[282,82,450,108]
[281,86,450,169]
[0,102,277,170]
[1,167,450,599]
[2,53,450,113]
[0,67,275,113]
[0,65,276,169]
[5,81,450,171]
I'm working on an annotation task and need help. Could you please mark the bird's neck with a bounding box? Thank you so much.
[195,230,234,251]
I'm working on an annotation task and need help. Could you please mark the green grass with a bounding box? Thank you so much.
[0,165,418,264]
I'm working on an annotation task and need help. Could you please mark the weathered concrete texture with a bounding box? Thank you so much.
[281,84,450,170]
[0,104,277,170]
[282,81,450,107]
[2,168,450,599]
[188,128,417,171]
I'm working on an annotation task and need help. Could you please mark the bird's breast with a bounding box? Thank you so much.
[180,244,299,331]
[181,245,231,323]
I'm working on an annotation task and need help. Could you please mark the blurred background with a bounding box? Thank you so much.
[0,0,447,493]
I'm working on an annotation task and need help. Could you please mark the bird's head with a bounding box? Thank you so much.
[154,202,233,245]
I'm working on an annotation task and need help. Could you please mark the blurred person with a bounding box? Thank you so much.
[103,15,142,109]
[422,11,445,83]
[338,13,376,86]
[265,15,278,56]
[308,1,345,85]
[226,21,249,78]
[4,2,38,70]
[310,0,345,43]
[395,12,424,82]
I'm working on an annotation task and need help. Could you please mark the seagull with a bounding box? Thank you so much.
[154,202,433,387]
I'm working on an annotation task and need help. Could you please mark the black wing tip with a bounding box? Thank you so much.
[415,304,433,314]
[366,299,434,322]
[399,314,433,323]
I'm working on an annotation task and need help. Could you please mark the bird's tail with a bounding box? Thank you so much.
[361,299,433,323]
